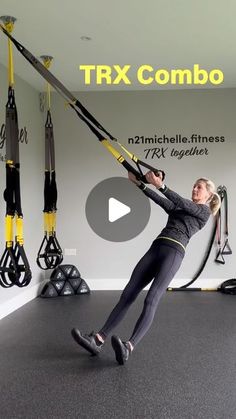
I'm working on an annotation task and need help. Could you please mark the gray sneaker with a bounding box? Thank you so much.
[111,335,130,365]
[71,329,103,355]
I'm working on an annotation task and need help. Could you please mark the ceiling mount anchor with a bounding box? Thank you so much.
[40,55,54,69]
[0,16,17,33]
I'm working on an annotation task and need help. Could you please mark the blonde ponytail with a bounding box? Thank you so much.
[196,177,221,216]
[209,192,221,216]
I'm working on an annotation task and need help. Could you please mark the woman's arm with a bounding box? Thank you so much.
[128,171,174,213]
[160,188,209,218]
[140,184,175,213]
[145,171,210,219]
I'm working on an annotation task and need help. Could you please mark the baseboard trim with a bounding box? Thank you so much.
[0,280,46,321]
[0,277,225,321]
[88,279,129,290]
[87,278,224,290]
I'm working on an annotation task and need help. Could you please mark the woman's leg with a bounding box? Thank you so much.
[128,245,184,348]
[71,242,161,355]
[98,242,162,340]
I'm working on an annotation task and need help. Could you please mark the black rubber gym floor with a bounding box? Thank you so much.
[0,291,235,419]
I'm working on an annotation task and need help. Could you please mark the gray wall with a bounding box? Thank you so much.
[0,63,45,311]
[52,89,236,289]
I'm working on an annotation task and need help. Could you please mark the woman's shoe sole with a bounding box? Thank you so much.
[111,335,125,365]
[71,329,98,356]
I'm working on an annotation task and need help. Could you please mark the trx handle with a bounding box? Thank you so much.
[12,242,32,287]
[221,238,232,255]
[37,234,63,270]
[0,213,30,287]
[0,25,165,181]
[0,215,32,288]
[215,250,225,264]
[0,246,18,288]
[117,142,165,180]
[135,160,165,182]
[122,160,165,183]
[37,212,63,271]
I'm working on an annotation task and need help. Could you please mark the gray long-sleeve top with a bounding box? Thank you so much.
[141,185,211,249]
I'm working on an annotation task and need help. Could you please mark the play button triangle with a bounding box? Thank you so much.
[108,197,131,222]
[85,177,151,242]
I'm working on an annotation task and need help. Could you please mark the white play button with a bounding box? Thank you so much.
[85,177,151,242]
[108,198,131,222]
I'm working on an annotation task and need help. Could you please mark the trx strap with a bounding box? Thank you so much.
[0,25,165,182]
[0,17,31,288]
[215,203,225,264]
[218,278,236,295]
[173,185,229,290]
[215,185,232,264]
[37,56,63,270]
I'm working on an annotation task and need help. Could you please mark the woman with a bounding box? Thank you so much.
[71,171,221,365]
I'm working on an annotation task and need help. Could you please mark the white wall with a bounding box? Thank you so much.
[1,81,235,319]
[52,89,236,289]
[0,63,45,318]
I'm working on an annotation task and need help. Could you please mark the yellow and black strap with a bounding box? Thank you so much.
[0,24,165,182]
[0,17,31,288]
[36,56,63,270]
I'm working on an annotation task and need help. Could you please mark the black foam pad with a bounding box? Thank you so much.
[77,279,90,294]
[60,280,75,296]
[48,264,90,297]
[40,282,59,298]
[53,280,65,293]
[70,266,81,278]
[68,277,82,292]
[50,264,81,281]
[60,265,73,277]
[50,266,66,281]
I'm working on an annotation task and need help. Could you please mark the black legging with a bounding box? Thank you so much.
[99,240,184,347]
